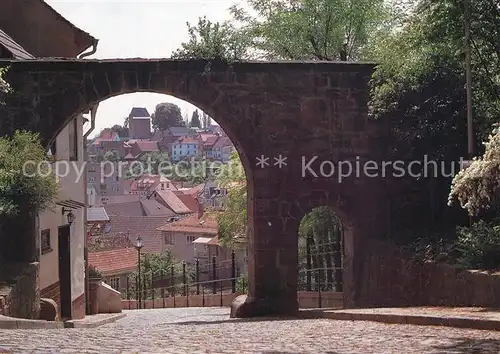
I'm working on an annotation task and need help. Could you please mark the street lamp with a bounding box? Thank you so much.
[134,236,143,309]
[62,207,75,226]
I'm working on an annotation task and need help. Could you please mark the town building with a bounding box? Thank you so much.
[128,107,151,139]
[171,136,201,161]
[0,0,99,320]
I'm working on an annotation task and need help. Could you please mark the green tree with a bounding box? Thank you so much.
[126,250,186,299]
[171,16,252,61]
[125,152,170,178]
[103,149,120,162]
[202,112,211,129]
[172,1,391,62]
[167,156,210,185]
[215,152,247,247]
[189,110,201,128]
[142,152,170,175]
[298,206,343,291]
[369,0,500,228]
[110,124,128,138]
[151,103,185,131]
[230,0,390,61]
[0,131,58,217]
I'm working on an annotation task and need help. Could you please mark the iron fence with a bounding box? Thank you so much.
[117,241,344,310]
[298,239,344,292]
[123,251,247,309]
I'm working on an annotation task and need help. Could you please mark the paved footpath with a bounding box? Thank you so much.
[1,307,500,353]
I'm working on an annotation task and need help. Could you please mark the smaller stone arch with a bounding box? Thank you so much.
[293,196,358,308]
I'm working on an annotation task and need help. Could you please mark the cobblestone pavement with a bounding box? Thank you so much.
[2,307,500,353]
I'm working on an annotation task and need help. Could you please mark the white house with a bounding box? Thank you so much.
[39,114,88,320]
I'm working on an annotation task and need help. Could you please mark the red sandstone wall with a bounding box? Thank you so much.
[357,240,500,308]
[122,292,344,310]
[40,281,61,311]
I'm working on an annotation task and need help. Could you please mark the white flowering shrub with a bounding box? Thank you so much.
[448,126,500,216]
[0,68,9,102]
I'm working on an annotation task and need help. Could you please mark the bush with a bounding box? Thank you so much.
[0,130,58,217]
[88,265,102,278]
[455,220,500,270]
[236,273,247,292]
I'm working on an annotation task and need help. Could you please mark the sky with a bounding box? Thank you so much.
[45,0,238,137]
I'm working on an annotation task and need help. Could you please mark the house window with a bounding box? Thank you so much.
[88,177,95,183]
[41,229,51,254]
[164,233,174,245]
[187,235,196,243]
[68,118,78,161]
[108,277,120,291]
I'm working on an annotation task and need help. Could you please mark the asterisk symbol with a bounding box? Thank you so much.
[274,155,287,168]
[256,155,270,168]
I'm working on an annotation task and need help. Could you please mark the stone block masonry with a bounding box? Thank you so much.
[0,263,40,319]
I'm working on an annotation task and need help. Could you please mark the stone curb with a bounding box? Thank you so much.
[64,313,126,328]
[0,315,65,329]
[298,310,500,331]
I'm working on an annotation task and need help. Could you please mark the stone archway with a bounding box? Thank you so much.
[1,58,390,317]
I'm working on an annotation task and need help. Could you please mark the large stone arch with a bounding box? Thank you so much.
[0,58,390,317]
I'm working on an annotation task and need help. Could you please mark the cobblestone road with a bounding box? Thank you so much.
[2,307,500,353]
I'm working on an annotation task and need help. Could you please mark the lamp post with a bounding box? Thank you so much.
[62,207,75,226]
[134,236,143,309]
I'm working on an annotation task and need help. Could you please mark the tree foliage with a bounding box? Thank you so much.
[298,206,343,290]
[455,220,500,270]
[202,111,211,129]
[0,131,58,217]
[125,250,187,298]
[215,152,247,247]
[230,0,390,61]
[0,68,9,103]
[103,149,120,162]
[172,1,390,62]
[449,127,500,216]
[125,152,170,178]
[369,0,500,162]
[189,110,202,128]
[151,103,185,131]
[171,16,253,61]
[110,124,128,138]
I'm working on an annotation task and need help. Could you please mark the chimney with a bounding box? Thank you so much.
[197,199,204,218]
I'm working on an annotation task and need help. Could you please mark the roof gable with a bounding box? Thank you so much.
[0,0,96,57]
[0,28,34,59]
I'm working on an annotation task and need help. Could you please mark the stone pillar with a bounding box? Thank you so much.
[230,173,299,318]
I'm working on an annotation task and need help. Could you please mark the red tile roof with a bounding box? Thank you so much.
[106,216,171,254]
[157,213,218,234]
[134,140,159,152]
[183,183,205,197]
[88,248,137,276]
[154,190,192,214]
[203,135,219,147]
[175,137,199,144]
[172,191,200,213]
[140,199,176,216]
[104,201,145,217]
[213,137,232,148]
